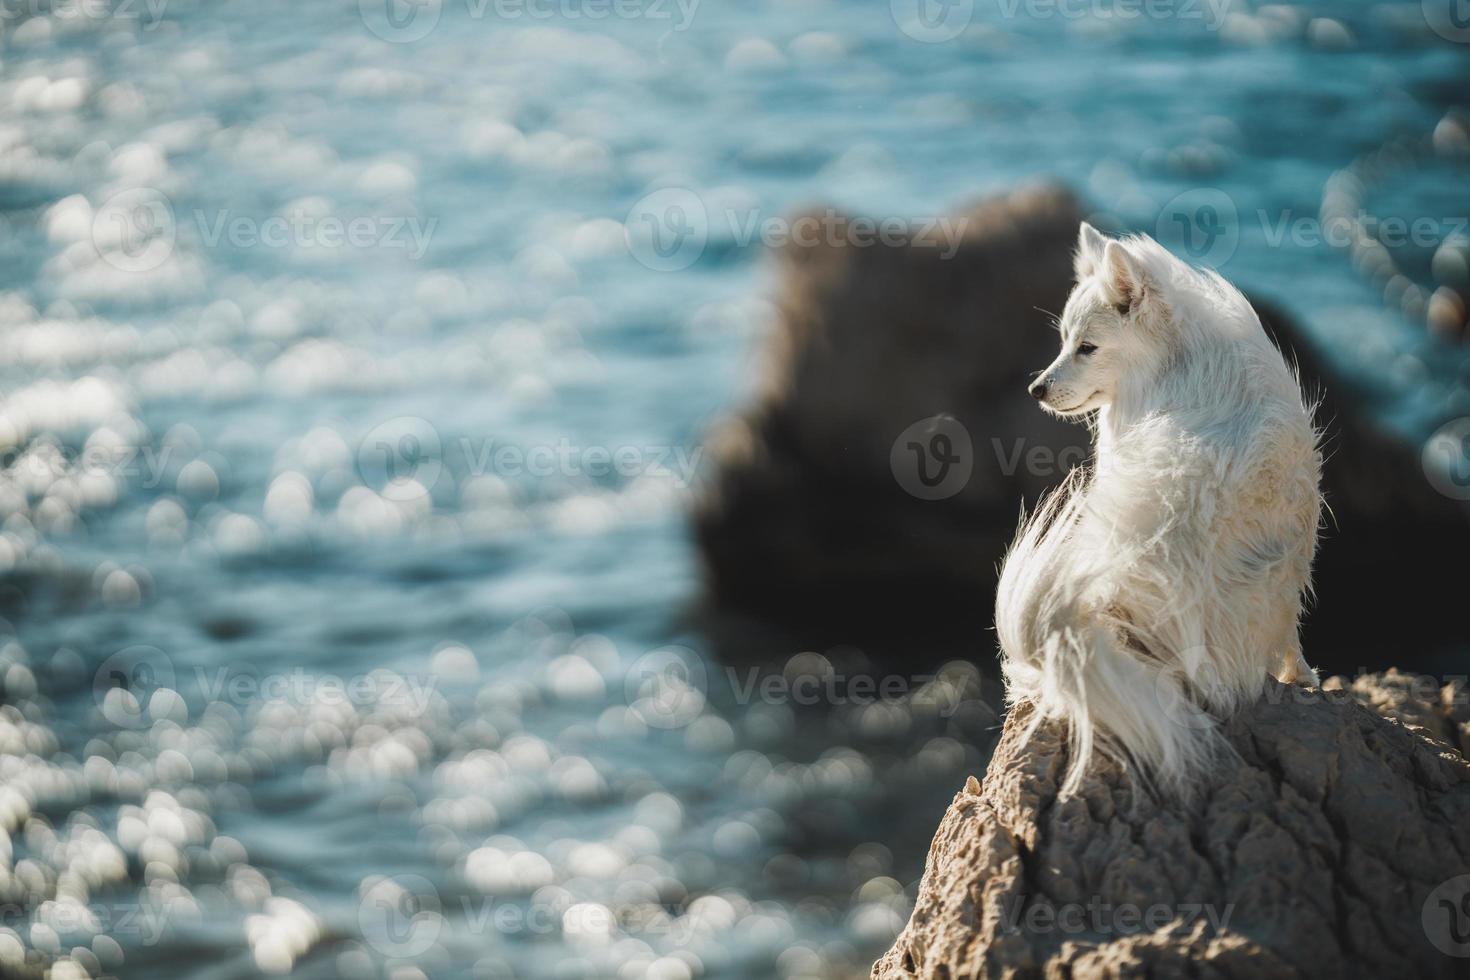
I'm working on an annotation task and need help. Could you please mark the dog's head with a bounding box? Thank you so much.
[1028,223,1168,417]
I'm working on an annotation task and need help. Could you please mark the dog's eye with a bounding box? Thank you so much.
[1114,302,1130,316]
[1078,342,1098,356]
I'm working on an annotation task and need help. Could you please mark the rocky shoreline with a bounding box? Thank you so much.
[690,185,1470,977]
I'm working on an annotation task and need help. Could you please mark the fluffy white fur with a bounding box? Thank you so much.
[995,223,1322,799]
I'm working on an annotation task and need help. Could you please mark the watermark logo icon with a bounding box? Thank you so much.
[1423,874,1470,957]
[92,188,176,272]
[357,417,443,501]
[360,0,442,41]
[890,0,974,42]
[1422,418,1470,500]
[1154,188,1239,268]
[359,875,444,957]
[1424,0,1470,43]
[93,645,177,729]
[624,646,706,729]
[891,416,973,500]
[624,188,708,271]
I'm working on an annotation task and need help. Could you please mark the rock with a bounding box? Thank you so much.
[695,183,1087,657]
[694,184,1470,673]
[873,674,1470,979]
[1324,668,1470,757]
[1273,312,1470,671]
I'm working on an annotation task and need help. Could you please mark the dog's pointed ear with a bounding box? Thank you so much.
[1074,221,1108,280]
[1101,240,1148,311]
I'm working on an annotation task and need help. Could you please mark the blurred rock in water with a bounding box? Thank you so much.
[1266,302,1470,673]
[695,185,1470,674]
[695,184,1085,663]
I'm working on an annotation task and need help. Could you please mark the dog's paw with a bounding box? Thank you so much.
[1276,660,1320,688]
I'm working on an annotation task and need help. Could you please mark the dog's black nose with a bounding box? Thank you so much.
[1029,381,1048,400]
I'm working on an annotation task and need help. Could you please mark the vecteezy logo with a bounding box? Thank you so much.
[359,0,442,42]
[1424,0,1470,43]
[624,646,707,729]
[1154,188,1239,269]
[890,416,973,500]
[1423,875,1470,957]
[92,188,176,273]
[623,188,709,272]
[1422,418,1470,500]
[359,875,443,957]
[93,646,177,729]
[890,0,974,42]
[356,417,443,501]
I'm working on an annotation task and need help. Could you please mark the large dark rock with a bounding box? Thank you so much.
[694,184,1470,673]
[871,673,1470,979]
[695,183,1086,658]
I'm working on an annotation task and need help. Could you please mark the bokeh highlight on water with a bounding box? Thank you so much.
[0,0,1466,976]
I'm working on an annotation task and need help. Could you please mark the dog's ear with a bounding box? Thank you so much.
[1074,221,1108,280]
[1100,240,1148,312]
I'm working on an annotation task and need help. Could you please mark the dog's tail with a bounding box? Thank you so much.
[995,470,1226,799]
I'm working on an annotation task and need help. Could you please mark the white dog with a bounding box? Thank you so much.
[994,223,1321,798]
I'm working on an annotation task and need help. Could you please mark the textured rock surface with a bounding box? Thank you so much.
[694,184,1470,671]
[872,675,1470,979]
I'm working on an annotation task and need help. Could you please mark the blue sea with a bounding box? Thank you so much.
[0,1,1466,976]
